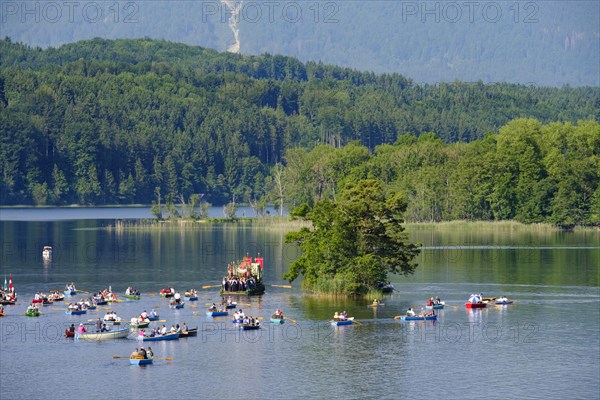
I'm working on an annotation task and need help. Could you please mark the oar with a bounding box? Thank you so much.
[283,317,297,324]
[352,320,362,325]
[112,355,173,361]
[271,284,292,289]
[201,285,221,289]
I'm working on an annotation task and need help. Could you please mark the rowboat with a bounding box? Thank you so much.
[103,320,122,325]
[42,299,54,306]
[64,329,75,338]
[367,303,384,308]
[331,319,354,326]
[31,298,43,304]
[95,299,108,305]
[225,302,237,309]
[65,309,87,315]
[186,296,198,301]
[231,318,244,324]
[42,246,52,258]
[179,328,198,337]
[130,358,153,365]
[206,311,229,317]
[26,310,40,317]
[86,304,96,310]
[125,294,141,300]
[465,302,487,309]
[76,328,129,341]
[270,318,285,324]
[160,289,174,298]
[169,303,184,309]
[494,300,514,305]
[131,321,150,329]
[137,332,180,341]
[239,324,260,331]
[64,290,77,296]
[147,315,160,321]
[399,315,438,321]
[425,304,445,310]
[0,300,16,305]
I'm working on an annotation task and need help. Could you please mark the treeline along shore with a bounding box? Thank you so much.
[1,38,598,228]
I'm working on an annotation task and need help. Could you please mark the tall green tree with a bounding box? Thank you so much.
[284,179,420,296]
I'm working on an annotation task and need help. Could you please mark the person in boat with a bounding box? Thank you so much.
[140,310,149,320]
[209,303,217,311]
[341,311,348,320]
[101,324,109,332]
[372,299,380,306]
[139,346,147,359]
[27,304,35,313]
[174,291,181,304]
[149,309,157,318]
[333,312,339,321]
[406,308,416,317]
[131,348,139,359]
[227,296,233,305]
[497,295,509,303]
[77,323,87,333]
[435,296,442,305]
[427,297,434,307]
[160,325,167,336]
[238,309,245,318]
[181,322,188,334]
[95,318,102,332]
[146,347,154,359]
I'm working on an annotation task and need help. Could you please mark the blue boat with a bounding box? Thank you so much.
[169,303,184,309]
[231,318,244,324]
[65,309,87,315]
[95,300,108,305]
[270,318,285,324]
[147,315,160,321]
[206,311,229,317]
[425,304,445,310]
[64,290,77,296]
[87,305,97,310]
[239,324,260,331]
[130,358,153,365]
[186,296,198,301]
[225,303,237,309]
[331,318,354,326]
[494,300,514,305]
[137,332,180,341]
[399,315,438,321]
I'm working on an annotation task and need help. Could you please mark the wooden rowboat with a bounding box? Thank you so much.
[179,328,198,337]
[399,315,438,321]
[206,311,229,317]
[130,358,153,365]
[331,318,354,326]
[137,332,180,341]
[239,324,260,330]
[465,302,487,309]
[76,328,129,341]
[65,309,87,315]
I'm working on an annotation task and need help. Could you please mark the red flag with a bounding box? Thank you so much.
[9,273,13,292]
[255,257,263,270]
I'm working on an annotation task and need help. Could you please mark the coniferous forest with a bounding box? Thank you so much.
[1,38,598,227]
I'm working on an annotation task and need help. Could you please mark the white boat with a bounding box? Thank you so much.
[42,246,52,258]
[75,328,129,341]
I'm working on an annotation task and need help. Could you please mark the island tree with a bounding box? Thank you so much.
[284,179,420,296]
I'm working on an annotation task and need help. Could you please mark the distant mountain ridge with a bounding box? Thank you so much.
[1,0,598,86]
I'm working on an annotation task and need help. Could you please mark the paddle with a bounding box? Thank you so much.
[283,317,297,324]
[113,355,173,361]
[201,285,221,289]
[271,284,292,289]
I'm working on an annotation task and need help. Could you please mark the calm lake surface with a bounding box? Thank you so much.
[0,209,598,400]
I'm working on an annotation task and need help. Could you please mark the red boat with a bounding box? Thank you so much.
[465,302,487,309]
[64,329,75,338]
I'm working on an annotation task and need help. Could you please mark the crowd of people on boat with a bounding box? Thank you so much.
[185,289,198,298]
[208,303,225,312]
[138,323,189,337]
[231,309,260,326]
[405,307,435,317]
[333,311,349,321]
[67,302,87,311]
[131,346,154,359]
[221,276,260,292]
[27,303,40,314]
[125,287,140,296]
[426,296,443,306]
[103,310,121,322]
[1,289,17,302]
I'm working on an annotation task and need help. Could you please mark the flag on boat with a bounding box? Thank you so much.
[9,274,13,293]
[255,257,263,270]
[3,275,6,291]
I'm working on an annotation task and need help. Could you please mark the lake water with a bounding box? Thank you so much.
[0,210,598,399]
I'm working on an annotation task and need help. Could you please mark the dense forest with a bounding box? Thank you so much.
[3,1,598,86]
[0,38,598,227]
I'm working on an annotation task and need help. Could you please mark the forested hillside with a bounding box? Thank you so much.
[0,38,598,227]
